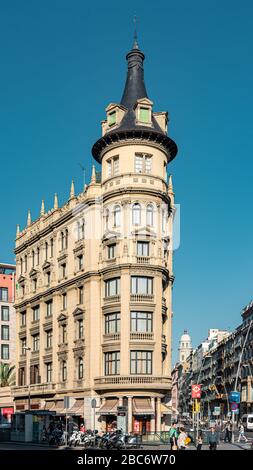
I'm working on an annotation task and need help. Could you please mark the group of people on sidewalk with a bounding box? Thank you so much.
[168,419,248,451]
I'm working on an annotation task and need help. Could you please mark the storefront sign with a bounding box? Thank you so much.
[1,408,14,416]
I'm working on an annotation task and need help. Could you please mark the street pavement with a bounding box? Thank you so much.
[0,433,252,451]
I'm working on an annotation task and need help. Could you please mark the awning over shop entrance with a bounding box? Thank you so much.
[68,399,84,415]
[97,398,118,415]
[161,403,174,415]
[46,401,65,414]
[132,398,154,415]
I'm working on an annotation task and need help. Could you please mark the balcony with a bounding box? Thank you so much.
[94,375,171,391]
[136,256,150,265]
[57,382,67,391]
[162,335,167,354]
[31,350,40,358]
[162,297,167,316]
[12,383,56,397]
[58,343,68,353]
[130,294,154,303]
[103,333,120,342]
[73,379,84,389]
[103,295,121,305]
[130,332,154,341]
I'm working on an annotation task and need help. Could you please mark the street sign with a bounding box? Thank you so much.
[64,396,70,409]
[231,402,239,411]
[229,391,240,403]
[91,398,97,409]
[213,406,220,416]
[192,384,201,399]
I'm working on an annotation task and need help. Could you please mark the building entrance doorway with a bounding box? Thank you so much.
[133,416,151,434]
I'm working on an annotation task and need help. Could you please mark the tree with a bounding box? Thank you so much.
[0,363,15,387]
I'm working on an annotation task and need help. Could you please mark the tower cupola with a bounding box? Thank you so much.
[92,39,178,164]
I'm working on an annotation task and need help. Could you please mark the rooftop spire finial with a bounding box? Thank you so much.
[69,180,75,199]
[27,209,31,226]
[40,199,45,217]
[133,15,139,49]
[91,164,96,184]
[54,193,58,210]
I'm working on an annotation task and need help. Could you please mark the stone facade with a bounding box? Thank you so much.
[12,41,178,432]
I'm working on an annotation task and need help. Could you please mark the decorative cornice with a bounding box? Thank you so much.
[92,132,177,163]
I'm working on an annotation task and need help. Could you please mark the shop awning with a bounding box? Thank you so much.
[47,401,56,411]
[161,403,174,415]
[68,399,84,415]
[97,398,118,415]
[132,398,154,415]
[45,401,65,413]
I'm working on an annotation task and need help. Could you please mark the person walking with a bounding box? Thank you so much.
[169,423,178,450]
[238,423,248,442]
[196,430,203,450]
[224,421,230,442]
[177,428,188,450]
[228,420,232,442]
[208,426,218,450]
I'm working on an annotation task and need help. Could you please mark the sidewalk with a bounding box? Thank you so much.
[189,441,251,451]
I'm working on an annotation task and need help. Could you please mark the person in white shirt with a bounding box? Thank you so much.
[238,424,248,442]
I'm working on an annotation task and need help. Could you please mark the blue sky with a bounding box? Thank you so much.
[1,0,253,362]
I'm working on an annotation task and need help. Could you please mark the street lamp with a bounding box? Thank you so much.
[24,346,31,411]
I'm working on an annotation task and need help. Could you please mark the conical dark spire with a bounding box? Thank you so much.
[92,40,178,163]
[120,41,148,109]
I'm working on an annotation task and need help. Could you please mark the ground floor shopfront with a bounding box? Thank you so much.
[13,391,173,435]
[97,395,172,433]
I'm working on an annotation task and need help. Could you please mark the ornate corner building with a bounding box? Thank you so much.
[13,39,178,433]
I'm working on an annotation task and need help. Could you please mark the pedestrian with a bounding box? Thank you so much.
[196,430,203,450]
[208,426,218,450]
[177,428,188,450]
[169,422,178,450]
[238,423,248,442]
[80,423,85,433]
[224,421,230,442]
[228,420,232,442]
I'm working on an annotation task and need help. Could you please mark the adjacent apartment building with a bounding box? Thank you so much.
[13,39,178,432]
[0,262,16,365]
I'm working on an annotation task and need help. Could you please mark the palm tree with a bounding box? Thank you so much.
[0,363,15,387]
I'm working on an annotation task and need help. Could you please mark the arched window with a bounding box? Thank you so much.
[132,203,141,225]
[60,232,64,250]
[61,360,67,382]
[50,238,54,257]
[32,250,35,268]
[65,229,68,249]
[37,247,40,265]
[45,242,48,261]
[24,255,27,272]
[162,209,166,232]
[20,258,23,274]
[78,358,84,380]
[146,204,154,226]
[113,205,121,227]
[105,208,110,230]
[77,219,85,240]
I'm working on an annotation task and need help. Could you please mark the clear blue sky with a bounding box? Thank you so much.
[1,0,253,362]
